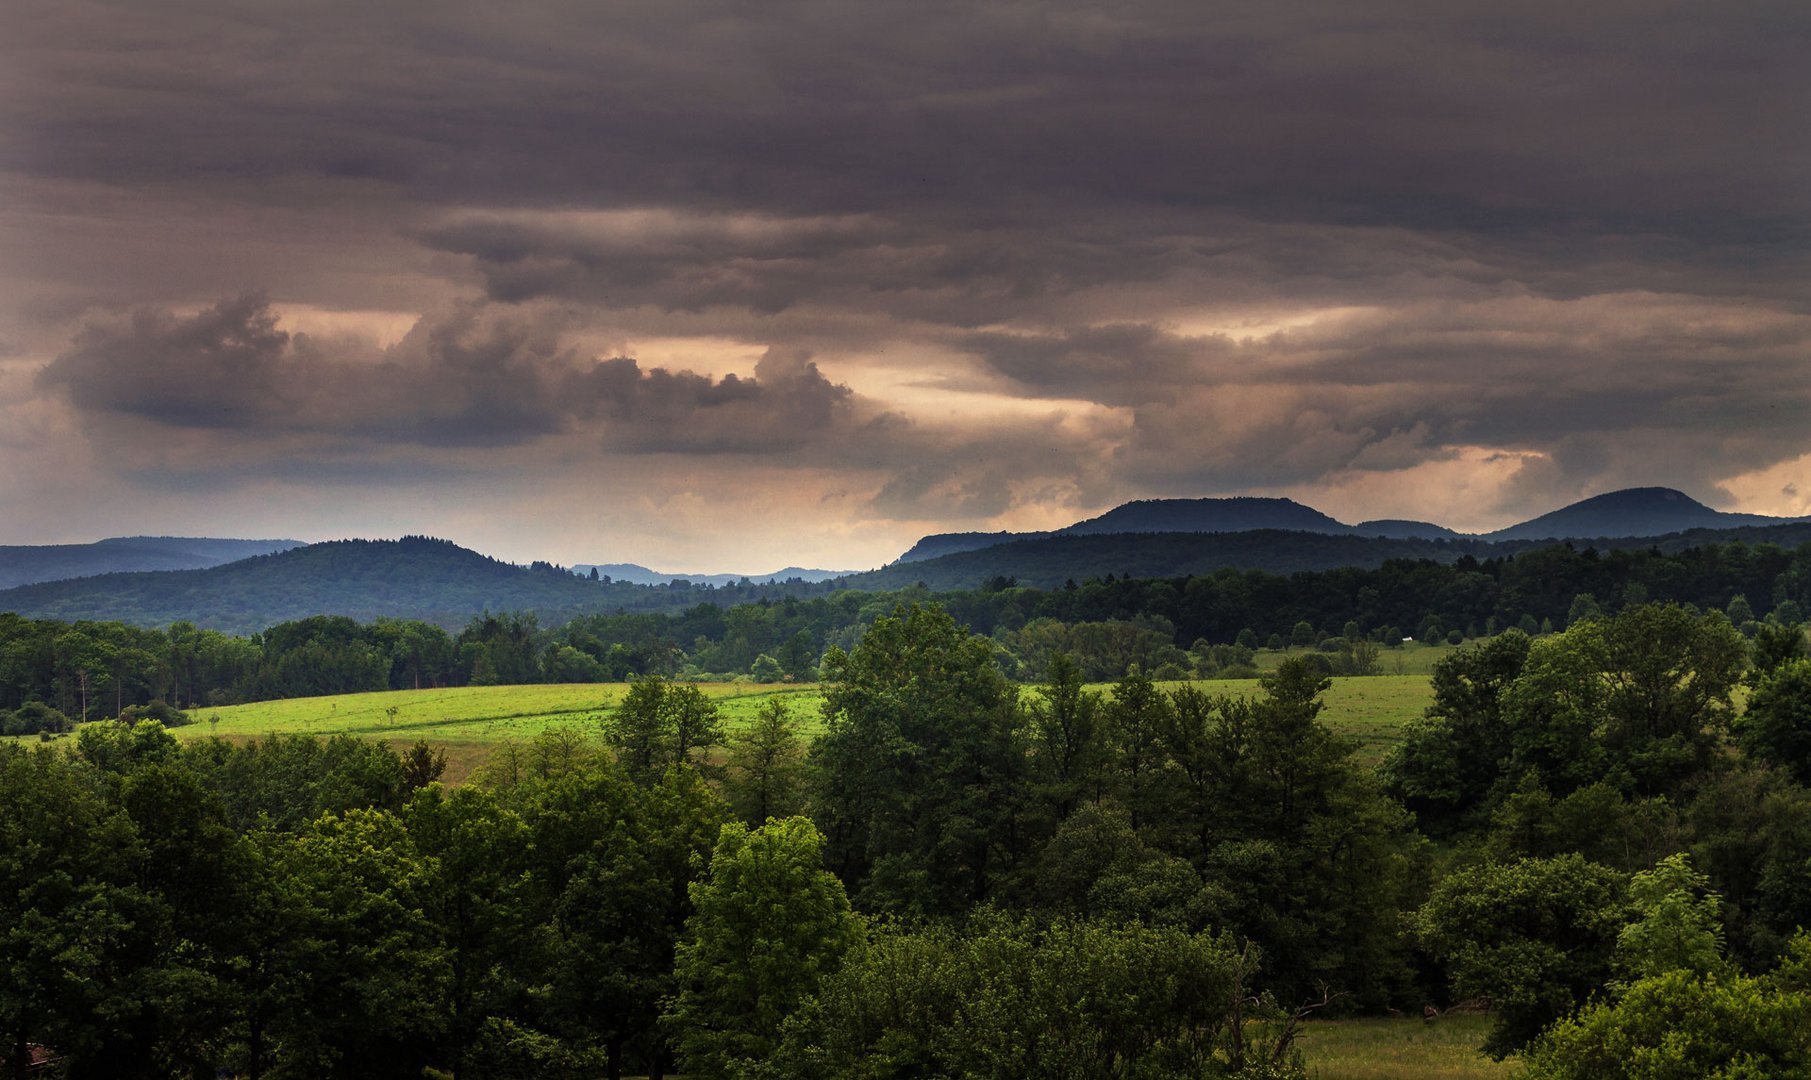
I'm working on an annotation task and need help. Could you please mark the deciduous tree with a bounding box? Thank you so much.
[723,698,806,825]
[809,604,1028,914]
[1417,854,1628,1056]
[666,818,860,1079]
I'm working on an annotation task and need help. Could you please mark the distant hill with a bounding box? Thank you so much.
[1353,520,1462,540]
[891,487,1806,564]
[0,536,304,589]
[851,520,1811,591]
[0,537,832,634]
[572,562,851,586]
[896,531,1055,563]
[894,496,1367,566]
[852,530,1468,590]
[1484,487,1802,541]
[0,537,595,633]
[8,489,1805,631]
[897,497,1342,563]
[1060,497,1351,536]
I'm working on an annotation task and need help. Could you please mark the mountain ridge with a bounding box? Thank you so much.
[0,536,305,590]
[893,487,1807,564]
[0,536,833,634]
[4,487,1807,630]
[1352,519,1462,540]
[853,519,1811,591]
[1061,496,1350,537]
[1481,487,1794,541]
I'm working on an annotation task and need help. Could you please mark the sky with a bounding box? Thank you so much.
[3,1,1809,571]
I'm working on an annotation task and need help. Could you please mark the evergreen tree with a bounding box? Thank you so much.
[1026,652,1105,819]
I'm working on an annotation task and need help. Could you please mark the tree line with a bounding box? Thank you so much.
[5,536,1811,729]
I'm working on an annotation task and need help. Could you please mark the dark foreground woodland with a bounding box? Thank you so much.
[6,601,1811,1078]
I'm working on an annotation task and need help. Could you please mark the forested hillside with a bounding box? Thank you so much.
[858,522,1811,590]
[889,488,1809,568]
[1483,487,1799,541]
[0,536,839,634]
[10,527,1811,635]
[868,529,1468,586]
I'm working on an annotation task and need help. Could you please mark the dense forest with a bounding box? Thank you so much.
[7,600,1811,1078]
[4,536,1810,731]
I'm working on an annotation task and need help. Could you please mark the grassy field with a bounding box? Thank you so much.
[177,682,830,783]
[1139,674,1433,766]
[1297,1016,1513,1080]
[182,682,829,743]
[588,1015,1513,1080]
[163,671,1433,782]
[1255,640,1461,675]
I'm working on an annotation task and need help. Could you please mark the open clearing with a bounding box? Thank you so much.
[182,682,830,743]
[1256,640,1461,675]
[176,682,829,784]
[1297,1015,1512,1080]
[171,673,1433,782]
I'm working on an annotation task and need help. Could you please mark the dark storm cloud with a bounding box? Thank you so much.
[416,209,1200,329]
[7,0,1811,536]
[14,1,1807,234]
[39,296,860,455]
[571,347,858,454]
[954,324,1239,405]
[1102,295,1811,499]
[417,213,908,315]
[32,292,1109,522]
[40,296,570,447]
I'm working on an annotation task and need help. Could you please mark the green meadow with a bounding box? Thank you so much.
[182,681,829,743]
[1140,674,1434,766]
[178,682,830,783]
[1256,639,1462,675]
[1297,1015,1512,1080]
[175,672,1434,782]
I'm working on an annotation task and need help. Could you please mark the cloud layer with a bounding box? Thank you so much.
[3,0,1808,567]
[39,296,861,453]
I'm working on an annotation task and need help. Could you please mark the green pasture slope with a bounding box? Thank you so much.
[180,682,829,782]
[179,673,1434,780]
[184,682,829,743]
